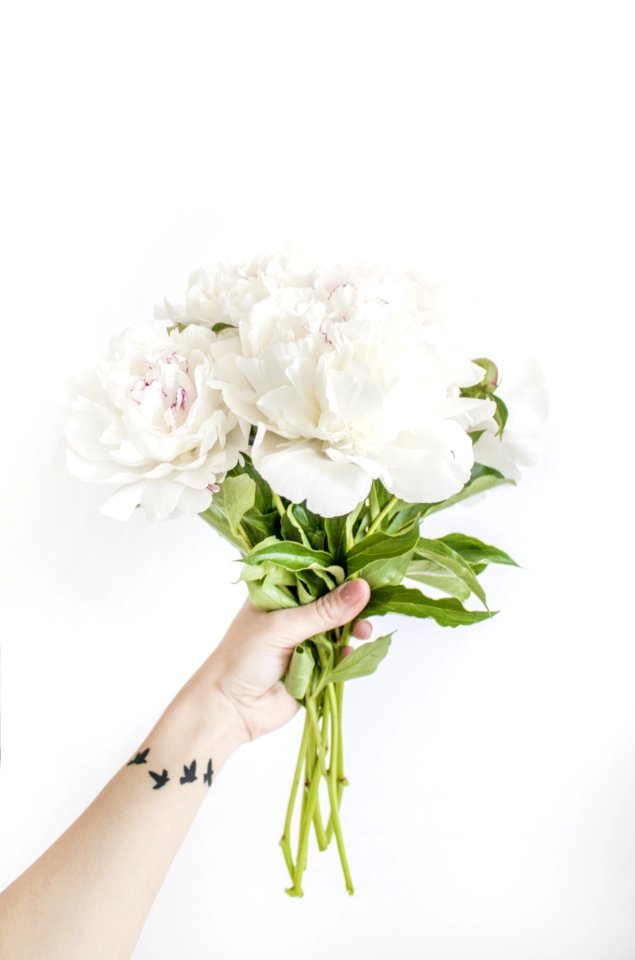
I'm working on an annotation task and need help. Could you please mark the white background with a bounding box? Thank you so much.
[1,2,634,958]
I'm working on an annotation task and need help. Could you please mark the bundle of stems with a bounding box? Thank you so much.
[279,624,353,897]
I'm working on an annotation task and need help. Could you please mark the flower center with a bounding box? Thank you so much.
[129,349,193,429]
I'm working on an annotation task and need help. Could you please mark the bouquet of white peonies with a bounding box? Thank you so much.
[64,248,546,896]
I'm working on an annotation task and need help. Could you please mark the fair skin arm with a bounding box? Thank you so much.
[0,578,372,960]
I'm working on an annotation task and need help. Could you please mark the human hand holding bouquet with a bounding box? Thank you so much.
[64,249,546,896]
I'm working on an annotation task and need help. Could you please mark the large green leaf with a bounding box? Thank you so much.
[243,540,335,572]
[405,563,472,602]
[438,533,519,568]
[321,632,394,684]
[412,538,488,607]
[221,474,256,535]
[346,520,420,574]
[239,457,275,514]
[364,585,496,627]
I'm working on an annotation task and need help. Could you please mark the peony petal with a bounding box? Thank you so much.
[383,422,475,503]
[252,428,372,517]
[99,482,148,521]
[173,485,214,515]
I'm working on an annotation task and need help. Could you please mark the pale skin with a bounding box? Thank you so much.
[0,577,372,960]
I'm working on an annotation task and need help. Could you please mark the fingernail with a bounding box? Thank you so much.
[340,580,366,605]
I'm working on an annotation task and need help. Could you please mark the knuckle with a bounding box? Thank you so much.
[315,590,341,624]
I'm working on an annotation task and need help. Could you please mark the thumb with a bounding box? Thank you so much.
[274,578,371,644]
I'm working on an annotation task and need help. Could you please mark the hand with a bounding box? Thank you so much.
[203,579,372,743]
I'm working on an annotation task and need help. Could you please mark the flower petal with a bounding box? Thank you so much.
[252,428,372,517]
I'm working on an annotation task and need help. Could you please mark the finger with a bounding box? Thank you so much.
[351,619,372,640]
[340,645,354,659]
[272,579,371,646]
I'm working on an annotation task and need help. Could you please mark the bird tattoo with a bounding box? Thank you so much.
[180,760,197,784]
[204,758,214,787]
[148,769,169,790]
[127,748,150,766]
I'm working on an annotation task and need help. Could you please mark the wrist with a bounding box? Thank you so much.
[164,667,250,770]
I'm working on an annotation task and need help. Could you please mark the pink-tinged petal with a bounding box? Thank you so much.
[252,428,372,517]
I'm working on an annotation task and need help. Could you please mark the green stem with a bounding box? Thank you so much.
[325,682,354,894]
[307,693,328,851]
[279,707,311,883]
[324,628,349,843]
[289,694,330,897]
[365,495,399,537]
[272,492,286,517]
[335,680,348,804]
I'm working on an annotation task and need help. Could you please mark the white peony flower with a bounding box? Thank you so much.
[64,322,251,521]
[205,253,496,517]
[154,248,318,329]
[472,351,549,481]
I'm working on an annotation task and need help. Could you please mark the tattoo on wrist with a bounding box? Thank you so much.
[125,748,214,791]
[180,760,197,784]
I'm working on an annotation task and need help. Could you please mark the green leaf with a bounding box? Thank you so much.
[344,499,366,550]
[296,579,314,605]
[211,321,236,333]
[412,537,488,608]
[246,579,298,611]
[296,564,345,593]
[420,464,514,517]
[493,394,509,437]
[280,507,307,545]
[284,643,316,699]
[385,502,426,534]
[364,585,496,627]
[239,561,298,587]
[346,520,420,575]
[439,533,519,568]
[321,632,394,684]
[369,481,381,522]
[405,563,472,602]
[278,502,326,550]
[221,474,256,535]
[240,510,280,545]
[357,552,413,588]
[291,502,323,534]
[324,515,347,562]
[243,540,335,572]
[373,480,395,510]
[198,506,245,551]
[240,457,275,514]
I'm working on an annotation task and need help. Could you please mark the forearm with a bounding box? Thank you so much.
[0,662,247,960]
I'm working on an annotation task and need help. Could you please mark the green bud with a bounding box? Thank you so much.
[472,357,499,390]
